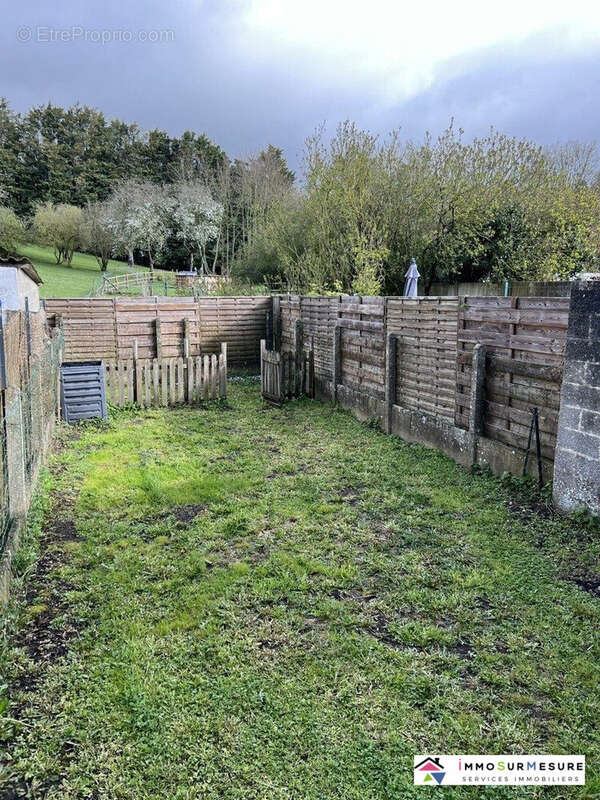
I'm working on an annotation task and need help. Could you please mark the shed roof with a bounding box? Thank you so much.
[0,255,43,285]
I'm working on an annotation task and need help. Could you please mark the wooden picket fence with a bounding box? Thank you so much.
[104,343,227,407]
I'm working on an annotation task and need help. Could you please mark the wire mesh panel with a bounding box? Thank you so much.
[0,391,9,553]
[0,319,64,562]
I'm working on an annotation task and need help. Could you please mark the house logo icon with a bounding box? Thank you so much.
[414,756,446,785]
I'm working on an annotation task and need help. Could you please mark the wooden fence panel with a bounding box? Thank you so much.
[454,296,569,462]
[338,296,386,399]
[387,297,459,421]
[46,296,269,365]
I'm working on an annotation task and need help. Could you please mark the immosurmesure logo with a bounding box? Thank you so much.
[414,755,585,786]
[414,756,446,785]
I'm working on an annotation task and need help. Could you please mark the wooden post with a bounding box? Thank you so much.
[272,295,281,351]
[132,339,140,405]
[183,319,190,358]
[219,342,227,398]
[203,356,209,401]
[155,318,162,361]
[187,356,194,404]
[332,324,342,403]
[260,339,265,397]
[210,354,217,400]
[385,333,397,434]
[295,320,303,397]
[469,344,486,466]
[196,297,203,356]
[266,311,273,351]
[307,339,314,398]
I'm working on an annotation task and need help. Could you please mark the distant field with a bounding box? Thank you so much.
[17,244,171,298]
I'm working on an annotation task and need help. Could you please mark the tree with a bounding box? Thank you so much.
[0,205,24,255]
[103,180,173,270]
[32,202,83,264]
[170,181,223,272]
[82,201,117,271]
[239,122,600,293]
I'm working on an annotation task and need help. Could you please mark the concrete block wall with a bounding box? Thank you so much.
[553,279,600,514]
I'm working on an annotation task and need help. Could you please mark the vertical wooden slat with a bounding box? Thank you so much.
[118,361,125,406]
[127,361,134,403]
[195,355,202,402]
[144,361,151,407]
[211,354,217,399]
[177,357,185,403]
[161,360,168,406]
[187,357,194,404]
[203,355,210,401]
[136,357,143,408]
[219,342,227,398]
[153,359,160,405]
[169,359,176,405]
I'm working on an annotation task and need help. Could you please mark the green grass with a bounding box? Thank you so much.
[17,243,173,298]
[1,381,599,798]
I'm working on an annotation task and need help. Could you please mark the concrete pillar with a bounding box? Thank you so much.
[469,344,486,466]
[332,324,342,403]
[384,333,397,434]
[553,277,600,514]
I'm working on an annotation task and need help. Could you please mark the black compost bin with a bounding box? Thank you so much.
[60,361,107,423]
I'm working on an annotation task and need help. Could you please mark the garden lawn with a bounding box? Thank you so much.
[1,379,599,799]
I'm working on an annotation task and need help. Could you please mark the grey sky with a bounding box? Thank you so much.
[1,0,599,171]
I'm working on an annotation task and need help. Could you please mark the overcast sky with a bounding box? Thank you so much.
[2,0,600,171]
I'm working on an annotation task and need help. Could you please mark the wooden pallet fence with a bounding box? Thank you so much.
[104,343,227,407]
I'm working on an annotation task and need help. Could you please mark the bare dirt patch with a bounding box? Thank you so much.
[571,575,600,597]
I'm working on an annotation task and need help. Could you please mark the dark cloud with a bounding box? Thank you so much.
[1,0,598,172]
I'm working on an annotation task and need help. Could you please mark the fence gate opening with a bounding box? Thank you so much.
[260,321,314,406]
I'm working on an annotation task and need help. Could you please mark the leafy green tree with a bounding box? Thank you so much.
[0,205,24,255]
[32,202,84,264]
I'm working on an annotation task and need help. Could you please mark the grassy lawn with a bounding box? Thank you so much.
[17,244,173,298]
[1,380,599,798]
